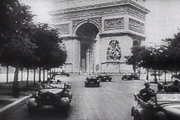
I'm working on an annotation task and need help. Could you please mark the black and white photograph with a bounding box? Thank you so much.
[1,0,180,120]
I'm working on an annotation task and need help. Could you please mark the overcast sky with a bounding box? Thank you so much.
[145,0,180,45]
[22,0,180,45]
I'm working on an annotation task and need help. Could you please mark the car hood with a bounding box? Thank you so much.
[163,104,180,117]
[40,89,64,94]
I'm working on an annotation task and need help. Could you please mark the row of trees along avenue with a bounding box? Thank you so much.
[0,0,67,97]
[126,32,180,84]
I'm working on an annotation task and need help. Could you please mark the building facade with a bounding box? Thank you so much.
[50,0,149,74]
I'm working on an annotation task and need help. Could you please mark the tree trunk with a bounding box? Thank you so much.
[50,69,52,78]
[154,69,157,83]
[47,70,49,79]
[43,68,45,81]
[12,66,19,98]
[33,68,36,86]
[138,67,141,78]
[164,70,167,84]
[133,65,136,73]
[6,66,9,83]
[171,71,174,81]
[26,69,29,89]
[21,69,23,81]
[146,68,149,81]
[39,67,41,82]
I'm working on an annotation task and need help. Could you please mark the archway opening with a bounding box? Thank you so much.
[76,23,99,73]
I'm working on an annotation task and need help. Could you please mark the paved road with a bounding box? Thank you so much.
[5,75,146,120]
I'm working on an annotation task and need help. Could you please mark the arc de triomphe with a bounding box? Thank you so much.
[50,0,149,74]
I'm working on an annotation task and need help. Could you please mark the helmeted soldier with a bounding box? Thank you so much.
[138,82,155,102]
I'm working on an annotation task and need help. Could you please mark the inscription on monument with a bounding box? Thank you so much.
[52,7,126,23]
[104,18,124,31]
[56,23,70,35]
[129,18,144,33]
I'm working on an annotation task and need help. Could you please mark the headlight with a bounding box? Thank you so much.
[60,97,70,106]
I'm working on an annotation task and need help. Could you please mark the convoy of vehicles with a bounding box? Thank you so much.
[26,72,180,119]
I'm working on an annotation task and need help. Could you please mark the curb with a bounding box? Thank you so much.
[0,94,31,119]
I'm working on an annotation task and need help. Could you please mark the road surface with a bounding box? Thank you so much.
[4,75,146,120]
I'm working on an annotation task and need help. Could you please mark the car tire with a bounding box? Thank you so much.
[133,114,142,120]
[63,105,70,117]
[28,107,36,116]
[155,111,167,120]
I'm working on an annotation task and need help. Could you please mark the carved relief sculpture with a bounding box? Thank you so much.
[56,23,70,35]
[129,18,144,33]
[107,40,121,60]
[104,18,124,31]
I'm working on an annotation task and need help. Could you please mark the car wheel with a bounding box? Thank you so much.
[85,83,88,87]
[63,105,70,117]
[133,114,142,120]
[155,111,167,120]
[28,107,36,116]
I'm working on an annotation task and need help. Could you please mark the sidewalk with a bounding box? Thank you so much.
[0,84,34,119]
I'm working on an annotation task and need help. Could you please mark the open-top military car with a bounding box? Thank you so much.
[131,93,180,120]
[97,73,112,82]
[50,71,70,77]
[85,74,100,87]
[27,80,72,117]
[121,73,139,80]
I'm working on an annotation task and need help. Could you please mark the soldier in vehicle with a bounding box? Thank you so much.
[157,82,164,92]
[138,82,155,102]
[168,79,180,92]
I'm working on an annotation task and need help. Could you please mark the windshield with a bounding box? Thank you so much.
[40,82,65,89]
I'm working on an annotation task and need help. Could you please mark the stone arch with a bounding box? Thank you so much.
[76,23,99,40]
[133,41,139,46]
[74,22,99,73]
[73,19,101,36]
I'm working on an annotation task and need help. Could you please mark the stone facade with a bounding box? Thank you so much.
[50,0,149,74]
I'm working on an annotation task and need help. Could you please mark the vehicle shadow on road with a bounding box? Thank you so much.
[28,108,71,119]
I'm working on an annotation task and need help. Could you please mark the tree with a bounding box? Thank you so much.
[30,23,67,81]
[126,45,160,82]
[0,1,36,97]
[0,1,67,97]
[125,45,148,73]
